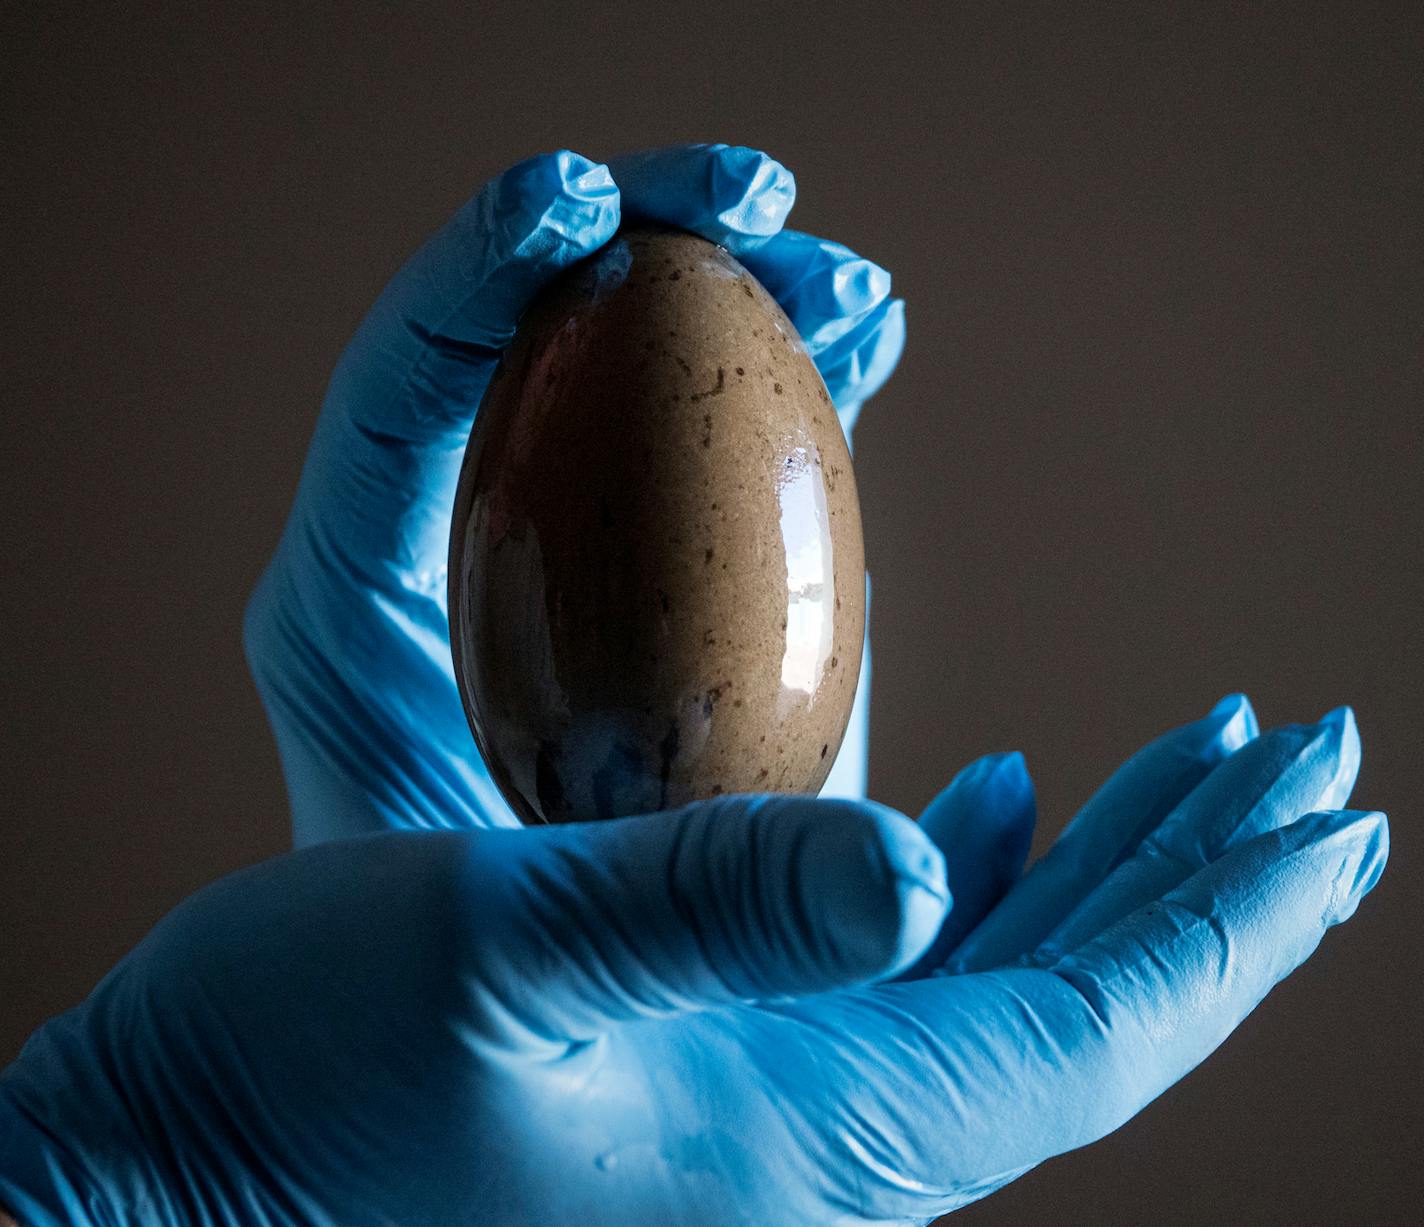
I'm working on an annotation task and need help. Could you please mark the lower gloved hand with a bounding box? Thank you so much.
[0,698,1387,1225]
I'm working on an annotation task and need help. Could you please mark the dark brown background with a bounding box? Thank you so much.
[2,2,1420,1223]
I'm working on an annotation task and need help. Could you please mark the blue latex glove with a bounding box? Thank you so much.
[0,148,1390,1225]
[240,144,904,847]
[0,701,1387,1224]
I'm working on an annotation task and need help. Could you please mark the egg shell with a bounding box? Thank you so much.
[448,224,865,824]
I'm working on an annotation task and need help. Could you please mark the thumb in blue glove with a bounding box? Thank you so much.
[0,795,948,1226]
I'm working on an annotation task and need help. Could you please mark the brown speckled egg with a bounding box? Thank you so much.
[447,224,864,824]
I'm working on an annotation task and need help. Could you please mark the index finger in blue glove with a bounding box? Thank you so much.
[291,145,797,597]
[605,143,795,252]
[1030,707,1358,964]
[465,794,951,1045]
[338,149,619,440]
[296,150,619,592]
[946,693,1258,973]
[775,808,1385,1220]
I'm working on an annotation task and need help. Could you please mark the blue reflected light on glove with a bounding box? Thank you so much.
[0,147,1388,1227]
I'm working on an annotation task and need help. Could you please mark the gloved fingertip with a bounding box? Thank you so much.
[742,231,895,345]
[985,749,1033,799]
[1209,691,1248,718]
[951,747,1034,823]
[806,801,951,979]
[1335,810,1389,914]
[1319,703,1354,730]
[1303,706,1360,810]
[1349,811,1389,902]
[554,150,617,200]
[990,752,1038,853]
[923,751,1036,880]
[831,254,893,315]
[538,153,621,242]
[820,298,906,409]
[1239,696,1261,740]
[877,812,951,902]
[1203,692,1258,755]
[481,149,621,267]
[607,144,795,249]
[1319,706,1359,778]
[1279,809,1388,924]
[488,149,596,210]
[896,873,956,970]
[707,144,796,240]
[1209,691,1258,736]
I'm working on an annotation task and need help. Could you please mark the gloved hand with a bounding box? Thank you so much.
[240,144,905,846]
[0,700,1387,1225]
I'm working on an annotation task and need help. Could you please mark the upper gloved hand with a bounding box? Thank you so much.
[0,699,1387,1225]
[241,144,905,846]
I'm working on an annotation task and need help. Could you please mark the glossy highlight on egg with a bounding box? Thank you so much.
[448,224,865,823]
